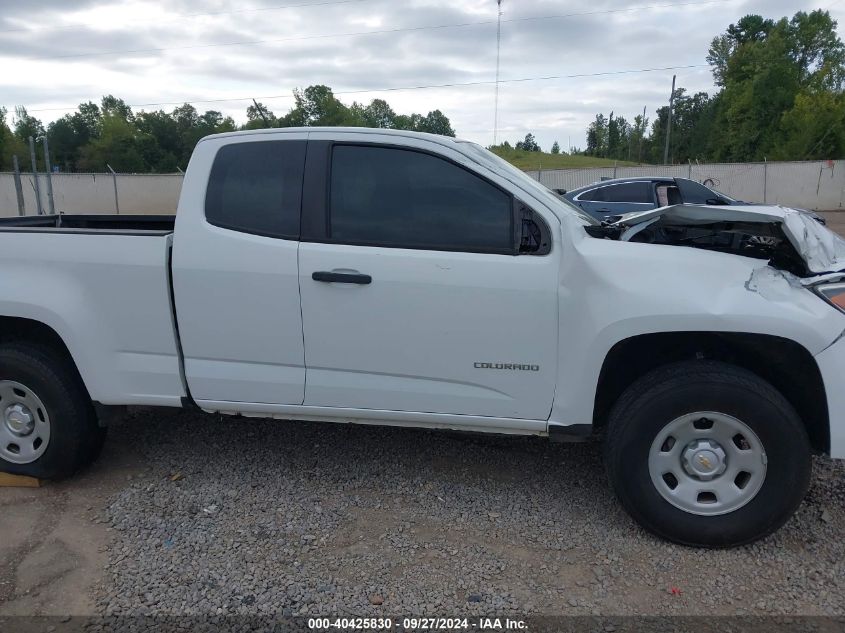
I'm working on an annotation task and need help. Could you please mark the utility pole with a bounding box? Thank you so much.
[28,136,43,215]
[37,136,55,215]
[663,75,676,165]
[12,155,25,216]
[638,105,646,163]
[493,0,503,146]
[252,98,271,128]
[107,164,120,214]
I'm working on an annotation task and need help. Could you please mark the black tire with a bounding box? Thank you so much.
[85,424,108,465]
[0,342,101,480]
[605,360,811,547]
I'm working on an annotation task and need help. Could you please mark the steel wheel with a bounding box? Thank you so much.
[0,380,51,464]
[648,411,767,516]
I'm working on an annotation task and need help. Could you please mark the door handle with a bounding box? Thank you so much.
[312,271,372,285]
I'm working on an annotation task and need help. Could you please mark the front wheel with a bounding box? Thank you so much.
[605,360,811,547]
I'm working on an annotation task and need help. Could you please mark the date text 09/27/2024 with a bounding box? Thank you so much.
[307,617,528,630]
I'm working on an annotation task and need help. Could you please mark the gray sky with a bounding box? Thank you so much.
[1,0,842,151]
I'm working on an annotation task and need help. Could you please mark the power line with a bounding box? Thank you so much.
[0,0,376,34]
[25,63,708,113]
[5,0,732,63]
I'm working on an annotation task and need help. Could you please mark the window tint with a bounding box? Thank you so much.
[577,188,601,202]
[205,140,306,238]
[580,182,653,204]
[329,145,513,253]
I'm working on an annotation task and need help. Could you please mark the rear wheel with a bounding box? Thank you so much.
[605,360,811,547]
[0,342,102,480]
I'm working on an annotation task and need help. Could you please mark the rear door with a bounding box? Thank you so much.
[172,135,307,405]
[297,136,559,420]
[574,181,657,218]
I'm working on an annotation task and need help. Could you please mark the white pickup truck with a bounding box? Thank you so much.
[2,128,844,547]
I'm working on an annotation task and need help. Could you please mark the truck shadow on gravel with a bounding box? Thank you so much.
[92,407,845,617]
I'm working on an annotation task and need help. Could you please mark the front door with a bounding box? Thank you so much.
[298,140,559,420]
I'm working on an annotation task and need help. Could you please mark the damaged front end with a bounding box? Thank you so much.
[585,204,845,281]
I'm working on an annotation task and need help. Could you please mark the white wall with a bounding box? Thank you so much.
[526,159,845,210]
[0,173,183,217]
[2,159,844,217]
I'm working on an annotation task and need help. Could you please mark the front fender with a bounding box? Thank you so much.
[551,229,845,426]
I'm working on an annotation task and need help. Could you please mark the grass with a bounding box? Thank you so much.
[490,146,641,170]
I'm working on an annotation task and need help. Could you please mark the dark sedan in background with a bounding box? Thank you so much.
[561,176,825,224]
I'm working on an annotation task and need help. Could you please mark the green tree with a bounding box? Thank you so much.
[776,89,845,159]
[245,101,277,129]
[516,133,541,152]
[362,99,396,128]
[7,87,457,172]
[101,95,134,122]
[419,110,455,136]
[79,114,145,172]
[288,85,352,126]
[707,15,776,86]
[587,9,845,164]
[710,10,845,160]
[0,107,27,170]
[47,102,102,170]
[393,113,423,131]
[550,141,560,154]
[13,106,45,141]
[135,110,181,172]
[586,114,607,156]
[630,112,650,163]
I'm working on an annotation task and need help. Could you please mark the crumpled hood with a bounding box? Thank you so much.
[612,204,845,275]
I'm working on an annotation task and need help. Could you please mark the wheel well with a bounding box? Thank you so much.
[0,317,88,395]
[594,332,830,454]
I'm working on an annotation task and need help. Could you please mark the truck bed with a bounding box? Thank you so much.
[0,214,175,233]
[0,220,185,407]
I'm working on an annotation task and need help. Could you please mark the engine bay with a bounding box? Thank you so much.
[586,219,809,277]
[582,203,845,279]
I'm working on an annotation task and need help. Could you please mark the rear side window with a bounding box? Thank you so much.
[580,182,653,204]
[329,145,513,253]
[205,140,306,239]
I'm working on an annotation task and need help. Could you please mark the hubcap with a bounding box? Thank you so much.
[0,381,51,465]
[648,412,767,516]
[5,403,35,436]
[682,439,727,481]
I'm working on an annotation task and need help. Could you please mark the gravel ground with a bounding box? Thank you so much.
[92,407,845,617]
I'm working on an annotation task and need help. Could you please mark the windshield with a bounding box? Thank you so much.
[459,142,599,225]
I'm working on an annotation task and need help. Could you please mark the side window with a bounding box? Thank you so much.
[577,188,602,202]
[601,182,653,203]
[205,140,306,239]
[329,145,514,253]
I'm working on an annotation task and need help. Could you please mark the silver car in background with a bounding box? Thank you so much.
[562,176,826,224]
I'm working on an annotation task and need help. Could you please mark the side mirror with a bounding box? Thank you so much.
[517,203,551,255]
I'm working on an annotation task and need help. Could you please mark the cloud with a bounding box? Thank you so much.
[0,0,841,150]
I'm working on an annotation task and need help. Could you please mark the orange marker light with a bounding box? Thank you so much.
[830,292,845,310]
